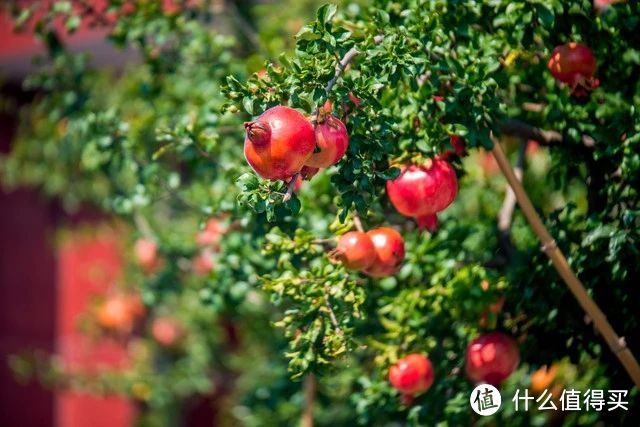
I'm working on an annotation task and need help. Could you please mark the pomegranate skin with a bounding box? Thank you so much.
[386,159,458,219]
[305,115,349,168]
[152,316,185,347]
[244,106,316,180]
[364,227,405,278]
[465,332,520,385]
[548,43,597,85]
[389,354,435,395]
[336,231,376,271]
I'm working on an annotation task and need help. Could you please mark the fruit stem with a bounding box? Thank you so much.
[282,172,301,202]
[352,211,365,232]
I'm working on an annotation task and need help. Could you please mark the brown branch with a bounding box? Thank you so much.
[301,374,316,427]
[283,172,300,202]
[323,284,343,335]
[324,34,384,96]
[491,137,640,388]
[497,138,527,258]
[500,119,595,148]
[352,211,364,232]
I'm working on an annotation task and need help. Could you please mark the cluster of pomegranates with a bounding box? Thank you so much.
[243,103,349,188]
[388,332,519,400]
[547,42,599,97]
[334,227,406,278]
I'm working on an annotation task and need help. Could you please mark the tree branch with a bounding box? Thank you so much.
[301,374,316,427]
[500,119,595,148]
[324,34,384,96]
[323,284,343,335]
[282,172,300,202]
[497,138,527,258]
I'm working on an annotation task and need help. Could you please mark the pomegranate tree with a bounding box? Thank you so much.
[386,158,458,231]
[244,106,316,180]
[388,353,435,395]
[465,332,520,385]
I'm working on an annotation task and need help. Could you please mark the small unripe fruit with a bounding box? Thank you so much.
[364,227,405,278]
[244,106,316,180]
[465,332,520,385]
[389,354,435,395]
[335,231,376,271]
[193,249,215,275]
[530,364,557,395]
[196,218,225,247]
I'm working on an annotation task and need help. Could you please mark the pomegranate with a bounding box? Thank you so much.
[389,354,435,395]
[386,158,458,230]
[97,295,135,333]
[363,227,405,278]
[465,332,520,385]
[548,43,599,95]
[530,364,558,395]
[196,218,225,247]
[134,238,161,273]
[193,249,215,275]
[244,106,316,180]
[305,114,349,168]
[334,231,376,271]
[152,316,185,347]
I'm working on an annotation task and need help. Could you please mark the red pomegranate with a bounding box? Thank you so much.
[97,295,135,333]
[334,231,376,271]
[193,249,215,275]
[244,106,316,180]
[548,43,598,95]
[152,316,185,347]
[305,114,349,168]
[196,218,225,247]
[465,332,520,385]
[364,227,405,277]
[389,354,435,395]
[134,238,161,273]
[386,158,458,230]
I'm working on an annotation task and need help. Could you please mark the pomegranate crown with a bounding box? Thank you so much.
[244,121,271,146]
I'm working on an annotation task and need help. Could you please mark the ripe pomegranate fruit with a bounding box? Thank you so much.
[244,106,316,180]
[465,332,520,385]
[334,231,376,271]
[386,158,458,231]
[134,238,161,273]
[364,227,405,277]
[193,249,215,275]
[196,218,225,247]
[388,354,435,395]
[548,43,599,96]
[97,295,135,333]
[152,316,185,347]
[305,114,349,168]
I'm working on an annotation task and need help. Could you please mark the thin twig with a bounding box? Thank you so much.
[500,119,595,148]
[283,172,300,202]
[224,0,272,60]
[497,138,527,258]
[352,211,364,232]
[323,284,342,334]
[324,34,384,96]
